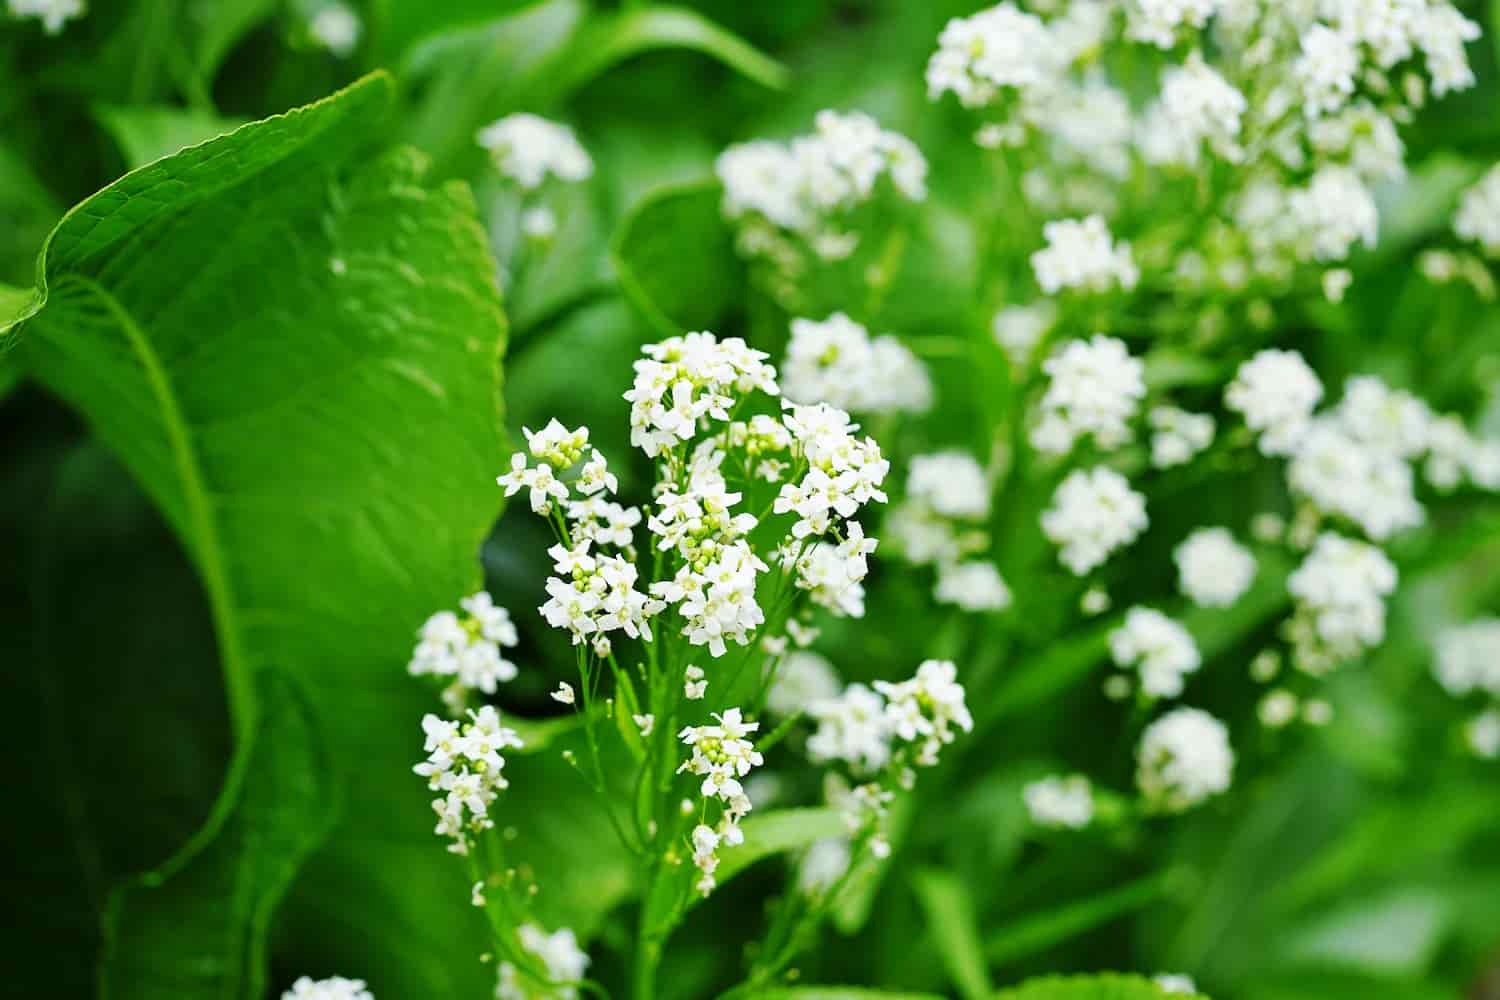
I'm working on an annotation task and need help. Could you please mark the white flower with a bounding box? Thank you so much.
[1032,335,1145,454]
[310,3,360,57]
[1031,215,1139,294]
[1296,23,1359,117]
[1041,466,1149,575]
[883,500,987,568]
[1125,0,1219,48]
[935,561,1012,612]
[1456,164,1500,258]
[496,924,590,1000]
[408,593,519,699]
[684,664,707,700]
[1154,973,1198,995]
[1289,167,1378,261]
[1258,689,1300,729]
[633,713,655,737]
[781,313,932,415]
[6,0,83,33]
[766,650,842,716]
[540,541,656,649]
[874,659,973,766]
[679,709,765,818]
[1175,528,1256,608]
[498,452,569,514]
[1024,774,1094,830]
[926,4,1063,110]
[1226,349,1324,456]
[1285,532,1398,674]
[808,683,894,772]
[282,976,374,1000]
[1143,51,1247,167]
[551,682,575,705]
[1137,707,1234,812]
[624,332,777,458]
[413,707,524,853]
[1467,710,1500,760]
[790,525,876,619]
[1433,619,1500,698]
[1111,607,1202,698]
[717,141,809,231]
[1412,5,1480,97]
[477,114,592,190]
[1308,104,1406,183]
[1149,406,1215,468]
[908,451,991,521]
[993,301,1057,367]
[1288,418,1424,540]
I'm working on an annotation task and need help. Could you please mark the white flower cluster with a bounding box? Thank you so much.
[935,560,1013,613]
[885,451,1008,611]
[1297,1,1482,112]
[993,301,1057,368]
[1110,607,1202,699]
[765,650,842,716]
[808,660,973,772]
[1149,406,1215,469]
[774,402,891,540]
[541,540,656,657]
[496,924,590,1000]
[1225,349,1324,456]
[477,114,593,191]
[1175,528,1256,608]
[1024,774,1094,830]
[310,3,360,58]
[1125,0,1219,49]
[907,451,991,522]
[1136,706,1234,813]
[1433,620,1500,698]
[788,525,877,619]
[624,332,779,459]
[1456,164,1500,258]
[6,0,83,33]
[413,707,524,854]
[282,977,372,1000]
[1031,215,1139,295]
[679,709,764,895]
[1042,466,1149,575]
[781,313,933,416]
[1140,51,1247,167]
[408,592,519,708]
[1468,710,1500,760]
[1031,335,1146,454]
[925,4,1062,111]
[1285,532,1398,674]
[717,110,927,236]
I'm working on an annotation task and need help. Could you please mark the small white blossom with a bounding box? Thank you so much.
[1024,774,1094,830]
[874,659,973,766]
[7,0,83,33]
[1467,710,1500,760]
[1296,23,1359,117]
[1125,0,1219,49]
[413,707,524,853]
[908,451,991,521]
[1411,5,1481,97]
[808,683,894,773]
[477,114,592,190]
[1175,528,1256,608]
[498,452,569,514]
[624,332,777,458]
[1032,335,1145,454]
[1288,418,1423,540]
[1154,973,1198,995]
[1031,215,1139,294]
[678,709,764,847]
[496,924,590,1000]
[1042,466,1149,575]
[1111,607,1202,699]
[935,561,1012,612]
[1455,164,1500,258]
[1149,406,1215,468]
[993,301,1057,367]
[1258,689,1300,729]
[1137,707,1234,812]
[1433,620,1500,698]
[926,4,1063,111]
[684,665,707,700]
[551,682,575,705]
[1226,349,1324,456]
[782,313,933,415]
[1289,167,1378,261]
[310,3,360,57]
[1143,51,1247,167]
[1286,533,1398,674]
[281,976,373,1000]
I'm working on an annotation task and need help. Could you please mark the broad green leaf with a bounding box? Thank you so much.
[612,178,742,336]
[99,670,336,999]
[95,105,249,169]
[911,867,993,1000]
[985,872,1175,967]
[713,807,848,888]
[4,73,521,994]
[993,973,1198,999]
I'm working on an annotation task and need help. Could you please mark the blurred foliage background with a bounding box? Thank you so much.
[3,1,1500,999]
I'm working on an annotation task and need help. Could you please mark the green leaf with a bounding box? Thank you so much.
[911,867,993,1000]
[711,807,848,888]
[993,973,1198,999]
[984,872,1175,967]
[99,670,336,999]
[5,73,520,994]
[95,105,249,169]
[612,178,741,336]
[189,0,280,83]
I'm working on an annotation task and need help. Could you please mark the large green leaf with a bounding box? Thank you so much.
[612,177,742,337]
[3,73,522,994]
[993,973,1198,999]
[713,807,849,888]
[99,671,336,999]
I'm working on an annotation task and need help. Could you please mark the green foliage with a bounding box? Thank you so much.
[994,974,1198,999]
[613,178,742,335]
